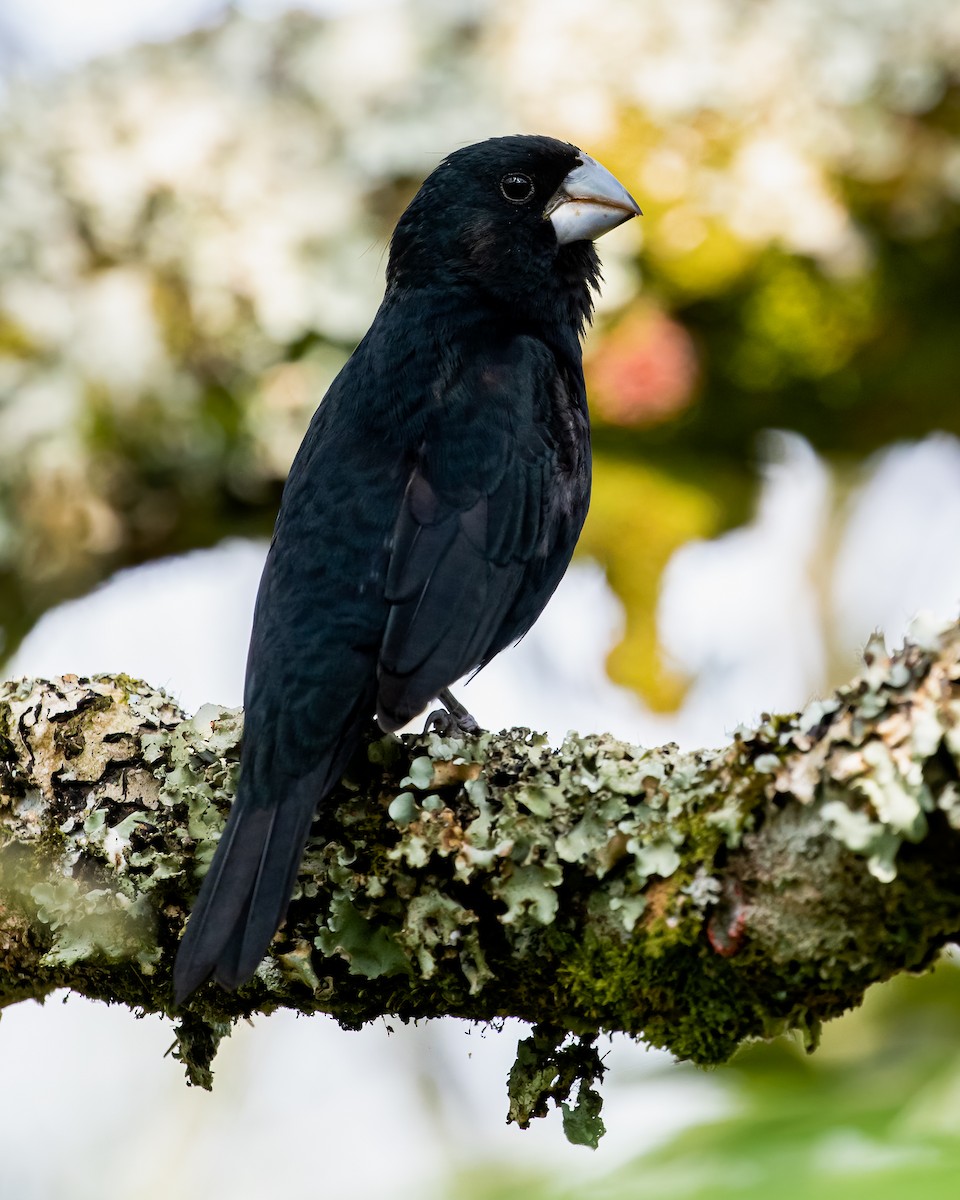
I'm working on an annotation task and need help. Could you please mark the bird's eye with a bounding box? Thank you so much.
[499,173,535,204]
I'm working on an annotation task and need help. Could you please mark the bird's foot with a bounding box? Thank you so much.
[424,708,479,736]
[424,687,482,737]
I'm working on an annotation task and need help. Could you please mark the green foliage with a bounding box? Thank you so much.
[507,1027,606,1146]
[578,452,728,710]
[610,965,960,1200]
[1,4,958,707]
[450,965,960,1197]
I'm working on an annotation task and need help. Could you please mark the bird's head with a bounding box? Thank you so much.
[386,135,640,332]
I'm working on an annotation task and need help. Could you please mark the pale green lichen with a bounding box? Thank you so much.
[387,792,416,824]
[144,703,243,875]
[4,621,960,1142]
[627,840,682,880]
[820,798,902,884]
[499,862,563,926]
[277,940,323,993]
[29,876,159,971]
[561,1085,606,1150]
[314,892,409,979]
[401,756,435,791]
[854,739,931,838]
[399,892,475,978]
[0,676,188,986]
[508,1027,606,1147]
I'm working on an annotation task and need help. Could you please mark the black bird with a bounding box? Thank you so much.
[173,135,640,1004]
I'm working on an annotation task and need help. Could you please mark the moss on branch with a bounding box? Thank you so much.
[2,623,960,1142]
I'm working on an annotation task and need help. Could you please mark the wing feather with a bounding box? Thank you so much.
[375,338,589,732]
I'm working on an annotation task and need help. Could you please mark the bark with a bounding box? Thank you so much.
[2,624,960,1144]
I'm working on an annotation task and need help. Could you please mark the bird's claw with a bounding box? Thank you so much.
[424,689,481,737]
[423,707,480,737]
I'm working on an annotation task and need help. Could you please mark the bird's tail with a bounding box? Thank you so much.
[172,775,320,1006]
[173,692,373,1006]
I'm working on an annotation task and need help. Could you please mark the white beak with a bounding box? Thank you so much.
[544,153,641,245]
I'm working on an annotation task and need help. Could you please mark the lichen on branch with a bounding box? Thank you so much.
[2,622,960,1144]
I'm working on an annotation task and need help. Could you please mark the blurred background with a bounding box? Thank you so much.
[2,0,960,1195]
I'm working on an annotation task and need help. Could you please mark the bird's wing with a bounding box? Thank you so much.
[376,337,589,731]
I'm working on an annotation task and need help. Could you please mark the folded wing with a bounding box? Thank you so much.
[376,337,590,731]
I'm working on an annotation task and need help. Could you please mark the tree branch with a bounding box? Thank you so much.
[2,624,960,1143]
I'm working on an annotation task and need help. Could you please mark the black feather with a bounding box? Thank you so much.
[173,133,633,1002]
